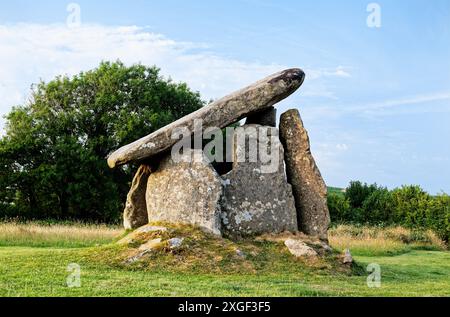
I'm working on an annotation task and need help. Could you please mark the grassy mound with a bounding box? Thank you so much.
[84,222,362,276]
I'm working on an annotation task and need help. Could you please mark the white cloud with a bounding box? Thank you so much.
[348,92,450,115]
[306,66,351,80]
[0,23,350,131]
[299,91,450,122]
[336,143,349,151]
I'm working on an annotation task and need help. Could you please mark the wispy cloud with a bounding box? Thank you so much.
[300,91,450,121]
[348,92,450,113]
[0,23,350,131]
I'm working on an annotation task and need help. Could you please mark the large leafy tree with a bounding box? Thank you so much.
[0,61,204,222]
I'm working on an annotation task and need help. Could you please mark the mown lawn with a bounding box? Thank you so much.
[0,222,448,297]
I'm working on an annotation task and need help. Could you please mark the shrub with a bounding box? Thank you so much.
[327,193,351,223]
[426,194,450,242]
[345,181,379,210]
[391,185,430,228]
[360,187,395,224]
[329,182,448,243]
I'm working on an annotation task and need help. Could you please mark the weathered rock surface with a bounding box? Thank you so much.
[245,107,277,127]
[279,109,330,241]
[284,238,318,257]
[123,165,151,230]
[220,125,298,238]
[343,249,353,264]
[138,238,163,252]
[117,224,168,245]
[107,69,305,168]
[146,150,223,236]
[168,237,184,250]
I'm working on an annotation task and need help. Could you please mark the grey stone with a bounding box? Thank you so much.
[284,239,318,257]
[118,225,168,245]
[279,109,331,241]
[168,237,184,250]
[235,249,246,258]
[123,165,151,230]
[146,149,223,236]
[320,242,333,253]
[107,69,305,168]
[125,253,146,264]
[220,125,298,239]
[343,249,353,264]
[135,225,168,234]
[245,107,277,127]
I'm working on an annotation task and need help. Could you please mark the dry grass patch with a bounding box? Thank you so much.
[0,221,123,248]
[329,225,446,256]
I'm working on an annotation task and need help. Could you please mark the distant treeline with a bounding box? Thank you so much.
[328,182,450,242]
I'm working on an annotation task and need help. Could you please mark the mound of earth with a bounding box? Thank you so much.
[89,223,360,275]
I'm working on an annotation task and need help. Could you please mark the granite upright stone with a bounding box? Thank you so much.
[220,125,298,239]
[279,109,330,241]
[146,150,223,236]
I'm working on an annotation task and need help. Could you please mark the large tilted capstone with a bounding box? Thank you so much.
[220,125,298,238]
[107,68,305,168]
[145,149,223,236]
[279,109,331,241]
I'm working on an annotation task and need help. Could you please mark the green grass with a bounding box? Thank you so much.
[0,247,448,296]
[0,222,449,297]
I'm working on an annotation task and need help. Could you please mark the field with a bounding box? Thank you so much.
[0,222,448,297]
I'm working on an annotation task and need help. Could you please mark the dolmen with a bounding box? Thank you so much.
[108,68,331,242]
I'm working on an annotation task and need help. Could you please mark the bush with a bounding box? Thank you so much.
[426,194,450,242]
[329,182,449,243]
[391,185,430,227]
[360,187,395,224]
[327,193,351,223]
[345,181,379,210]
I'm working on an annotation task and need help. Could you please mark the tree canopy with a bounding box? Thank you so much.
[0,61,204,222]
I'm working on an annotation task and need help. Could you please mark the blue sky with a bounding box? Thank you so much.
[1,0,449,193]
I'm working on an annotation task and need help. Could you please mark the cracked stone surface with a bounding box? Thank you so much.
[220,125,298,239]
[279,109,331,241]
[146,149,223,236]
[284,239,318,258]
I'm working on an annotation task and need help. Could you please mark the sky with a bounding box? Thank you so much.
[0,0,449,193]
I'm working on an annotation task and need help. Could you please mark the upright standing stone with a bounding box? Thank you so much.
[146,150,223,236]
[123,165,151,230]
[220,124,298,239]
[245,107,277,127]
[279,109,330,241]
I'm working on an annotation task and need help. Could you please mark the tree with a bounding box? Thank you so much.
[327,193,351,223]
[426,193,450,242]
[0,61,204,222]
[391,185,430,227]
